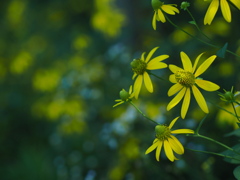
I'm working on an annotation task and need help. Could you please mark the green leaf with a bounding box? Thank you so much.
[189,21,196,25]
[222,144,240,164]
[225,129,240,137]
[233,166,240,180]
[216,42,228,58]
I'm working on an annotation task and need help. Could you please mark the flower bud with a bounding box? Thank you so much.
[181,2,190,10]
[119,89,130,101]
[151,0,163,10]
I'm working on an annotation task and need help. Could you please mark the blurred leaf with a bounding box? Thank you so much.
[233,166,240,180]
[189,21,196,25]
[225,129,240,137]
[222,144,240,164]
[217,42,228,58]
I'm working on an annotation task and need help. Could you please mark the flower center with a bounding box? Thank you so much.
[155,125,171,141]
[131,59,147,75]
[175,70,195,87]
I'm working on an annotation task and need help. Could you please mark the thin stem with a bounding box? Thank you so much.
[190,134,240,156]
[231,102,240,122]
[129,101,159,125]
[148,72,167,82]
[185,147,240,162]
[186,8,211,41]
[234,100,240,107]
[195,115,208,134]
[210,101,240,119]
[165,15,217,48]
[165,15,240,58]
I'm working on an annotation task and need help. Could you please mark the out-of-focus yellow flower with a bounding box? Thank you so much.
[151,0,179,30]
[131,47,168,99]
[167,52,220,118]
[145,117,194,162]
[113,86,134,107]
[204,0,240,25]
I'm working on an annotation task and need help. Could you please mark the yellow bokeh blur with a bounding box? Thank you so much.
[10,51,32,74]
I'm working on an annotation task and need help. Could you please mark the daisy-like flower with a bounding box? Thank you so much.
[152,0,179,30]
[113,86,134,107]
[167,52,220,119]
[204,0,240,25]
[131,47,168,99]
[145,117,194,162]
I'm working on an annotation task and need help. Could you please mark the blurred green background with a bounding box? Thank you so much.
[1,0,240,179]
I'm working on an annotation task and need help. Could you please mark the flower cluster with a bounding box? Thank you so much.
[113,0,240,163]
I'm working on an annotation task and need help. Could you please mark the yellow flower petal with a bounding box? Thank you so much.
[167,87,186,111]
[164,140,174,162]
[168,137,184,155]
[220,0,231,22]
[168,83,183,96]
[132,73,137,80]
[156,140,163,161]
[143,72,153,93]
[195,79,220,91]
[161,5,179,15]
[204,0,219,25]
[157,9,166,23]
[192,85,209,113]
[169,116,180,129]
[192,53,204,73]
[169,64,183,74]
[194,55,216,77]
[230,0,240,9]
[180,51,193,72]
[113,101,124,107]
[170,135,184,154]
[134,75,143,99]
[141,52,146,61]
[152,12,157,30]
[145,47,159,63]
[171,129,194,134]
[147,62,167,70]
[148,54,169,64]
[169,74,177,83]
[145,139,159,154]
[181,87,191,119]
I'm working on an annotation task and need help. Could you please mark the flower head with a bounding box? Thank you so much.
[167,52,220,118]
[145,117,194,162]
[131,47,168,99]
[204,0,240,25]
[113,86,134,107]
[152,0,180,30]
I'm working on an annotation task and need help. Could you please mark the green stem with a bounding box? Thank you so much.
[186,8,211,41]
[233,100,240,107]
[149,72,167,82]
[195,115,208,134]
[165,15,240,58]
[210,101,240,119]
[129,101,159,125]
[190,133,240,156]
[185,147,240,162]
[231,102,240,122]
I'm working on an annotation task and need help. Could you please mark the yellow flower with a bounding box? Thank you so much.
[145,117,194,162]
[152,0,179,30]
[204,0,240,25]
[167,52,220,119]
[131,47,168,99]
[113,86,134,107]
